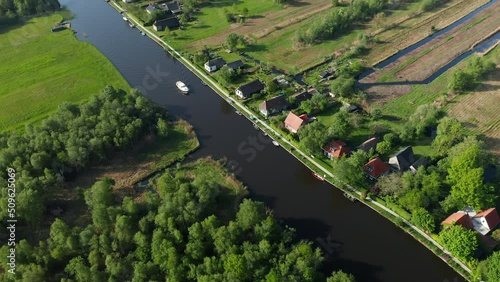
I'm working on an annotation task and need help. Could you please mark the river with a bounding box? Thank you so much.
[60,0,464,281]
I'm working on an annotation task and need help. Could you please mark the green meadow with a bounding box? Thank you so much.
[0,13,129,131]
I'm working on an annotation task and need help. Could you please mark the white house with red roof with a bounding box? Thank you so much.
[472,208,500,235]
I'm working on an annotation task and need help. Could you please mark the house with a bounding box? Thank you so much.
[204,57,226,72]
[357,137,379,152]
[284,112,307,133]
[389,146,416,171]
[146,4,157,14]
[441,212,474,230]
[153,18,180,31]
[259,95,288,117]
[409,157,428,174]
[364,157,390,180]
[235,79,265,99]
[319,70,329,79]
[290,90,312,106]
[51,25,66,32]
[323,140,351,160]
[472,208,500,235]
[226,59,244,71]
[165,1,182,14]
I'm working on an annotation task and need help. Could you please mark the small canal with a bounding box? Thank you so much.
[61,0,464,281]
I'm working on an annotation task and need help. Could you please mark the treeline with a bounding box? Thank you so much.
[0,164,355,281]
[0,86,168,224]
[295,0,388,46]
[0,0,60,25]
[448,56,496,93]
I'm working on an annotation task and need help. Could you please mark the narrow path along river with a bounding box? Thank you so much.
[61,0,464,281]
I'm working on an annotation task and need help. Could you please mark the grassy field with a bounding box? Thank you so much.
[0,13,129,132]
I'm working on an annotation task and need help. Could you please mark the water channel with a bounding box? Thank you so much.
[60,0,465,281]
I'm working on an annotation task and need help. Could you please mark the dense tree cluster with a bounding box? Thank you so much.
[398,104,439,142]
[0,0,60,25]
[439,225,478,261]
[448,57,496,93]
[0,166,352,281]
[0,86,166,224]
[294,0,389,46]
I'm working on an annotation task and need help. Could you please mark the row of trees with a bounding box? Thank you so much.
[0,165,356,281]
[448,56,496,93]
[0,0,60,25]
[0,86,167,224]
[294,0,389,46]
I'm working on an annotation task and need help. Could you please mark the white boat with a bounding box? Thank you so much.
[141,31,146,36]
[176,81,189,93]
[235,111,242,115]
[272,140,279,147]
[129,22,135,28]
[123,16,128,21]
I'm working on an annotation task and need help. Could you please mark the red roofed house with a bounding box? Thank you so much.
[441,212,474,230]
[323,140,351,160]
[284,112,307,133]
[472,208,500,235]
[364,157,390,180]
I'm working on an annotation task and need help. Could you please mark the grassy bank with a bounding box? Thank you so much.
[0,13,129,132]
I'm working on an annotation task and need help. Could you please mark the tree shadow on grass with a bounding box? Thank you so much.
[286,0,311,7]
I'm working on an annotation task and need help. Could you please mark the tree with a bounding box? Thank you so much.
[327,270,356,282]
[447,144,496,210]
[236,199,266,231]
[411,208,435,233]
[448,69,474,93]
[327,111,350,140]
[333,150,369,188]
[376,141,391,155]
[377,173,403,197]
[298,122,330,155]
[432,117,465,154]
[483,251,500,282]
[226,33,246,50]
[330,76,356,98]
[218,65,237,83]
[439,225,478,261]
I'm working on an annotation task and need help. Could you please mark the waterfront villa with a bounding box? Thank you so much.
[284,112,308,133]
[259,95,288,117]
[442,208,500,235]
[226,59,245,71]
[204,57,226,72]
[364,157,390,180]
[235,80,265,99]
[153,18,180,31]
[323,140,351,160]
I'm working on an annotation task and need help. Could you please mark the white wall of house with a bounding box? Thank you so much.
[235,89,244,99]
[204,63,216,72]
[388,157,399,170]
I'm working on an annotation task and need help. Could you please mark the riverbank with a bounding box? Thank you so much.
[108,1,472,280]
[0,13,130,132]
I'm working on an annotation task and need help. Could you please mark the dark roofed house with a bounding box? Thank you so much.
[146,4,157,14]
[323,140,351,160]
[441,212,474,230]
[153,18,180,31]
[165,1,182,14]
[291,91,312,106]
[226,59,245,70]
[235,79,265,99]
[388,146,415,171]
[259,95,288,117]
[284,112,307,133]
[364,157,390,180]
[319,70,329,79]
[204,57,226,72]
[410,157,428,173]
[357,137,379,152]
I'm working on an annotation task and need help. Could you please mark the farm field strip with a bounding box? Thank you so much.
[395,4,500,81]
[368,0,491,65]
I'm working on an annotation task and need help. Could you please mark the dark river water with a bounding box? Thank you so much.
[60,0,464,281]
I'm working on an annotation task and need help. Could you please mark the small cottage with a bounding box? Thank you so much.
[204,57,226,72]
[235,79,265,99]
[323,140,351,160]
[259,95,288,117]
[284,112,307,133]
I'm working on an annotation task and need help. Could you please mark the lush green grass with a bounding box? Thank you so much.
[152,0,281,49]
[0,13,129,132]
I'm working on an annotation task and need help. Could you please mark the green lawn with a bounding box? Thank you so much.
[0,13,129,132]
